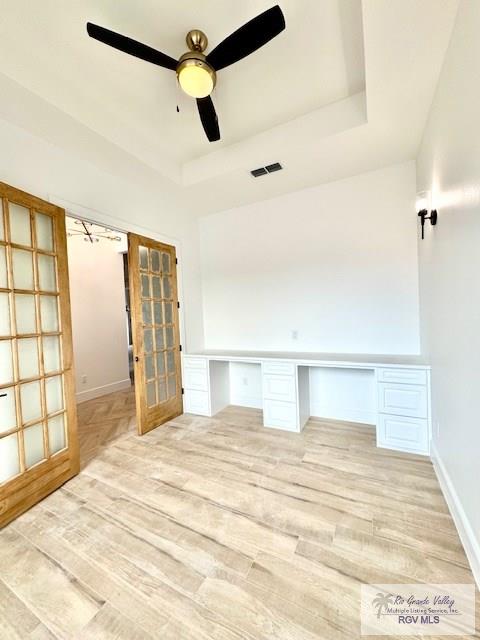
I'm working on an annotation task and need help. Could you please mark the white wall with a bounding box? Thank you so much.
[416,0,480,585]
[200,161,420,355]
[229,362,263,409]
[0,115,204,355]
[309,368,376,425]
[67,229,130,402]
[201,161,419,424]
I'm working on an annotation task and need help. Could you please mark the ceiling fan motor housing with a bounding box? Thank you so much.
[176,50,216,98]
[86,5,285,140]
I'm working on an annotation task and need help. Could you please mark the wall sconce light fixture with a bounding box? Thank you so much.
[417,208,437,240]
[416,191,437,240]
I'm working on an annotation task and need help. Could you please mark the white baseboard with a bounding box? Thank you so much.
[76,378,132,404]
[431,441,480,589]
[310,403,376,426]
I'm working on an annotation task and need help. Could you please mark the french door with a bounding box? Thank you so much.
[128,233,183,434]
[0,182,79,528]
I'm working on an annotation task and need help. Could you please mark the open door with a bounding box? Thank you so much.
[0,182,79,528]
[128,233,183,434]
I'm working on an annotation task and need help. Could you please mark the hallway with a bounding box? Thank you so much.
[77,387,136,469]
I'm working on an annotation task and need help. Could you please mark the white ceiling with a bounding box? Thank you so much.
[0,0,459,215]
[0,1,364,176]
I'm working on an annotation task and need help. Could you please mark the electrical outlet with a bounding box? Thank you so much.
[242,377,248,386]
[81,375,87,384]
[291,330,298,340]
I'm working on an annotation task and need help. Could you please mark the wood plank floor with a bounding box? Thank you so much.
[0,390,478,639]
[76,386,137,469]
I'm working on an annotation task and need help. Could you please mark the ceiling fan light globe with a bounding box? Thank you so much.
[177,57,215,98]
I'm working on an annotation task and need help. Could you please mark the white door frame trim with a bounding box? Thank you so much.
[47,194,187,353]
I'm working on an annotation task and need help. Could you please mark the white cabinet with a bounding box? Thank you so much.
[262,374,296,402]
[182,355,431,455]
[183,357,229,418]
[183,367,208,391]
[263,399,298,431]
[183,357,211,416]
[377,414,429,455]
[376,369,430,456]
[261,361,300,432]
[183,356,207,370]
[183,389,210,416]
[377,383,428,418]
[377,368,427,385]
[262,361,296,376]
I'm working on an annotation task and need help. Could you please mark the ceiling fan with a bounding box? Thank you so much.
[86,6,285,142]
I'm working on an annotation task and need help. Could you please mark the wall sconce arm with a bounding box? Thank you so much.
[418,208,438,239]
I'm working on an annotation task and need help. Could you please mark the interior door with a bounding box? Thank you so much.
[0,182,79,528]
[128,233,183,434]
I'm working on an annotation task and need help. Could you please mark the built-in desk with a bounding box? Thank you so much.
[182,351,431,456]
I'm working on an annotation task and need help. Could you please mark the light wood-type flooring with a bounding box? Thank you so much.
[0,389,478,639]
[76,386,137,469]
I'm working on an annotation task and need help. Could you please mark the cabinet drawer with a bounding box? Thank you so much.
[378,383,428,418]
[183,367,208,391]
[182,356,207,370]
[262,360,295,376]
[263,399,298,432]
[263,374,296,402]
[377,367,427,385]
[183,389,210,416]
[377,414,429,455]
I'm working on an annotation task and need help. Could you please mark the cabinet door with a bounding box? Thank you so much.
[377,368,427,385]
[0,182,79,528]
[183,367,208,391]
[263,399,298,431]
[377,414,429,455]
[184,389,210,416]
[262,373,296,402]
[378,383,428,418]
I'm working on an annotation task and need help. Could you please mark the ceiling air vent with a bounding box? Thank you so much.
[251,167,268,177]
[250,162,283,177]
[265,162,282,173]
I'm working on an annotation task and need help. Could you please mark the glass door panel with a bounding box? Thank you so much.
[0,293,11,335]
[0,340,14,385]
[40,295,59,332]
[9,203,32,246]
[0,247,7,288]
[12,249,34,290]
[128,233,182,434]
[0,434,20,484]
[0,181,79,528]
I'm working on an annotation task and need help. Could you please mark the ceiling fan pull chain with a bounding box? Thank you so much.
[175,76,181,113]
[86,5,285,141]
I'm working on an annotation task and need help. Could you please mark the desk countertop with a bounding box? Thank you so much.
[185,350,430,369]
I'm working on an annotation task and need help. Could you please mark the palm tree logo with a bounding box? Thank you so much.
[372,592,395,618]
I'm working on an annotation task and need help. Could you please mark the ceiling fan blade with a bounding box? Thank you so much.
[196,96,220,142]
[206,5,285,71]
[86,23,178,71]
